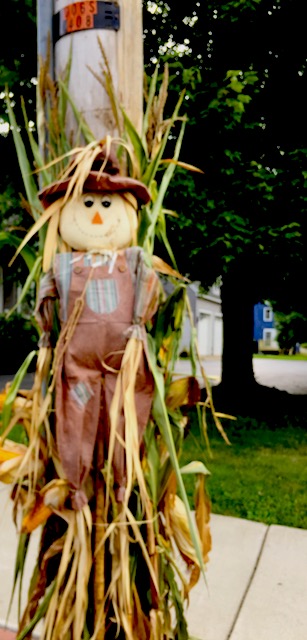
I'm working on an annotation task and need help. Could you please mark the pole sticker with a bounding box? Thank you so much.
[53,1,120,42]
[64,2,98,33]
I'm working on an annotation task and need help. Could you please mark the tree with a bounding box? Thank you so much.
[143,0,307,408]
[0,0,37,265]
[275,312,307,353]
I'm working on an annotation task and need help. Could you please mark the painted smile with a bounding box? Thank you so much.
[73,211,119,238]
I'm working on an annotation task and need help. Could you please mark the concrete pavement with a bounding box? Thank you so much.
[1,484,307,640]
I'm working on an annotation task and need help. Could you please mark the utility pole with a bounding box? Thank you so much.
[37,0,54,74]
[36,4,145,638]
[44,0,144,139]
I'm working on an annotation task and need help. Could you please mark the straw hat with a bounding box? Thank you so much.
[38,150,151,208]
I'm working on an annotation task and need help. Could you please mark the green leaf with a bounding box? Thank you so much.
[153,284,187,384]
[244,73,258,85]
[162,556,189,639]
[226,70,242,79]
[21,98,50,186]
[58,44,73,136]
[137,204,154,248]
[16,581,57,640]
[142,64,159,146]
[0,231,37,272]
[5,92,42,220]
[121,108,148,175]
[1,351,37,431]
[143,423,160,505]
[57,78,95,144]
[229,79,245,93]
[7,532,30,623]
[147,335,206,582]
[237,93,252,103]
[6,256,42,317]
[144,118,186,252]
[155,209,178,270]
[142,90,186,187]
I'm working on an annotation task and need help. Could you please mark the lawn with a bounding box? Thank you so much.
[2,384,307,531]
[254,353,307,361]
[180,409,307,530]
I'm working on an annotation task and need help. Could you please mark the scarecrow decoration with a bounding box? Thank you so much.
[35,148,160,510]
[0,140,212,640]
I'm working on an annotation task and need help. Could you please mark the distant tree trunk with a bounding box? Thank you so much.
[219,259,257,406]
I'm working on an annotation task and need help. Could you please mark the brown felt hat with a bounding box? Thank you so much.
[38,150,151,209]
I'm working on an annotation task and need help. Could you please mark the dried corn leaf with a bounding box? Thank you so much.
[168,494,200,568]
[152,254,188,281]
[9,200,63,268]
[195,475,212,565]
[159,158,204,173]
[22,498,53,533]
[166,376,201,410]
[0,458,25,484]
[0,441,25,461]
[42,207,60,272]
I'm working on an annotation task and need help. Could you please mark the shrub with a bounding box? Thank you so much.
[0,312,38,374]
[275,311,307,351]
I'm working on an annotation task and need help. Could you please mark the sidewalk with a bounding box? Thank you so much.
[1,485,307,640]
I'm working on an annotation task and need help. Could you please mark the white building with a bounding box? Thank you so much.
[180,281,223,357]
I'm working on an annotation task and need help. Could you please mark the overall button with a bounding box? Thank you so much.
[74,266,82,274]
[118,264,127,272]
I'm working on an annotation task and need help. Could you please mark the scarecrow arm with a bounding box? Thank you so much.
[35,270,58,347]
[133,249,161,326]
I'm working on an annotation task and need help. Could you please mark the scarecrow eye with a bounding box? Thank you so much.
[101,198,112,208]
[83,196,94,208]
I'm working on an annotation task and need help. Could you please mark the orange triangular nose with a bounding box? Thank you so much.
[91,211,103,224]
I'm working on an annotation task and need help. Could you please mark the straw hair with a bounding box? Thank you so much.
[122,192,138,246]
[9,198,65,269]
[43,206,61,272]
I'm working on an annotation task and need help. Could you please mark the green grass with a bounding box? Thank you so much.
[180,411,307,530]
[3,399,307,531]
[254,353,307,361]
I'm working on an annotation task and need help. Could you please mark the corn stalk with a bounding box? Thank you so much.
[0,52,225,640]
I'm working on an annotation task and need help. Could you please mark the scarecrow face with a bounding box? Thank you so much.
[59,192,136,251]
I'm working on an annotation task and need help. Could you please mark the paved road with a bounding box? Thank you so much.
[1,357,307,395]
[253,358,307,394]
[175,356,307,395]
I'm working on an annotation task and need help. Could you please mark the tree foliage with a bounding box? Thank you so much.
[0,0,37,230]
[275,311,307,352]
[0,0,37,293]
[143,0,306,288]
[1,1,306,399]
[143,0,307,397]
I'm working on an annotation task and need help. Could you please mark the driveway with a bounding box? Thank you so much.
[253,357,307,395]
[175,356,307,395]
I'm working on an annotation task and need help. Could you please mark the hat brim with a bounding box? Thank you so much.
[38,171,151,208]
